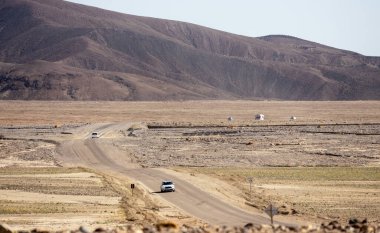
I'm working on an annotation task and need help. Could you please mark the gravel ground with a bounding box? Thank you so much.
[116,124,380,167]
[1,219,378,233]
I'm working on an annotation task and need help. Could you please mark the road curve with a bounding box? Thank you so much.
[56,123,286,226]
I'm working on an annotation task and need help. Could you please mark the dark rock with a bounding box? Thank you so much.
[288,226,299,232]
[349,219,359,225]
[155,222,177,229]
[279,210,290,215]
[94,228,106,233]
[243,223,253,229]
[0,224,12,233]
[79,226,90,233]
[31,229,50,233]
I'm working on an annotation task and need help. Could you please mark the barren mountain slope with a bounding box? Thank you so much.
[0,0,379,100]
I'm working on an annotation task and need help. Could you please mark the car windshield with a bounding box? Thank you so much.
[92,133,98,135]
[162,181,173,185]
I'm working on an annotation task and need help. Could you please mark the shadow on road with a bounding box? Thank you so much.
[151,191,176,194]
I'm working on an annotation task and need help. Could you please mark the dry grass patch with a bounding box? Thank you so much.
[0,201,119,214]
[0,167,84,175]
[179,167,380,223]
[0,167,125,228]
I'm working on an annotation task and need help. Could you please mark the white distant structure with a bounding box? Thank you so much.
[255,114,265,121]
[227,116,234,122]
[290,116,297,120]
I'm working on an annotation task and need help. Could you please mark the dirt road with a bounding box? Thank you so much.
[56,123,276,226]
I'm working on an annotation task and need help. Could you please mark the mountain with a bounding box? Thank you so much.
[1,0,379,100]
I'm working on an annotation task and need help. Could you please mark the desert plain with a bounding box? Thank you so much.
[0,100,379,230]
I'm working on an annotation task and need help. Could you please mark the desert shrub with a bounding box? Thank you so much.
[128,123,147,131]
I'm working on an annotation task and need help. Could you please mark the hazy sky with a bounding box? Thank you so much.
[66,0,380,56]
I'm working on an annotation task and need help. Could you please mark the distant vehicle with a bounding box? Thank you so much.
[161,180,175,192]
[91,132,100,138]
[255,114,265,121]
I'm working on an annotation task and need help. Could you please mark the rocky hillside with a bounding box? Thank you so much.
[1,0,379,100]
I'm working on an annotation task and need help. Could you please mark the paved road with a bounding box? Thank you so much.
[56,123,285,226]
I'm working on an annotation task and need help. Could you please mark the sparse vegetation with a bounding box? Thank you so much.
[128,123,148,131]
[0,101,379,228]
[184,167,380,182]
[0,167,85,175]
[0,201,109,214]
[0,166,197,228]
[1,101,379,125]
[179,167,380,222]
[0,167,125,226]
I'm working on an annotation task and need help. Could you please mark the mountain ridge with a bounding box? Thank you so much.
[0,0,379,100]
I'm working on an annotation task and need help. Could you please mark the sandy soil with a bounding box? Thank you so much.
[1,101,380,125]
[0,101,379,229]
[0,168,126,230]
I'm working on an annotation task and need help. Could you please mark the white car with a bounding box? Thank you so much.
[161,180,175,192]
[91,132,100,138]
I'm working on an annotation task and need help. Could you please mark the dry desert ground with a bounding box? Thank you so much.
[0,101,379,230]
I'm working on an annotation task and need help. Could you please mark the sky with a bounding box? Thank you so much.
[66,0,380,56]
